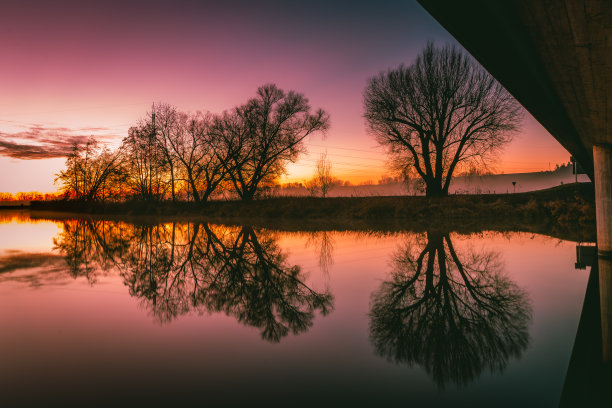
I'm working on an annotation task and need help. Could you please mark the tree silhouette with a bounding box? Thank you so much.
[168,111,229,202]
[305,153,336,198]
[55,139,125,202]
[123,117,169,201]
[364,43,522,196]
[152,103,180,202]
[214,84,329,200]
[369,231,531,388]
[54,84,329,202]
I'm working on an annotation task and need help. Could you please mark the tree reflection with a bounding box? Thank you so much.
[197,225,333,341]
[369,231,532,388]
[53,219,132,283]
[305,231,335,274]
[53,220,333,342]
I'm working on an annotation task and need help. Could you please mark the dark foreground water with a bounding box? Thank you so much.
[0,211,594,407]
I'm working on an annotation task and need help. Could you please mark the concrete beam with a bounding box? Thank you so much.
[596,145,612,362]
[594,145,612,257]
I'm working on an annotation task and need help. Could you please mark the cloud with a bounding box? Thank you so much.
[0,125,121,159]
[78,127,113,132]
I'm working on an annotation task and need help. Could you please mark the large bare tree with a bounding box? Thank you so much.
[217,84,330,200]
[364,43,522,196]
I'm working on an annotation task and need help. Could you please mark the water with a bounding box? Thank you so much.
[0,211,591,407]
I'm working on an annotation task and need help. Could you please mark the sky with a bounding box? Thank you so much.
[0,0,571,193]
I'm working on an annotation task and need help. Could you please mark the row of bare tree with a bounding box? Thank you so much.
[56,84,329,202]
[56,43,523,201]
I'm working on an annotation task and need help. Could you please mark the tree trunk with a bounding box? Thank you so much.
[187,169,200,202]
[425,182,447,197]
[169,163,176,203]
[241,189,256,201]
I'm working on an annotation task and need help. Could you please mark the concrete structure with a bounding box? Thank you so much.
[601,257,612,361]
[417,0,611,255]
[560,262,610,406]
[594,146,612,256]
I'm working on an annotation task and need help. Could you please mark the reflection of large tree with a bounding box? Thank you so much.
[54,220,332,342]
[196,225,333,341]
[370,231,532,388]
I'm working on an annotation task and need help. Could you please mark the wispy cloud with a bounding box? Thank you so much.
[78,127,114,132]
[0,125,121,159]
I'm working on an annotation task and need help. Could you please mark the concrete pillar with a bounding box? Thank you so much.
[600,257,612,362]
[595,145,612,361]
[594,145,612,257]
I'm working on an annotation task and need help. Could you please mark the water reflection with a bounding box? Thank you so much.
[370,230,532,388]
[305,231,335,274]
[53,219,130,282]
[53,220,333,342]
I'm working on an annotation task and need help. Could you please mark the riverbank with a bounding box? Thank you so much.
[25,183,596,242]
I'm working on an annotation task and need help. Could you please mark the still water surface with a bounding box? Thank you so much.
[0,212,589,406]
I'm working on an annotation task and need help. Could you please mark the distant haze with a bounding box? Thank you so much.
[278,166,590,197]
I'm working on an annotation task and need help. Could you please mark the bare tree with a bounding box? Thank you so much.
[216,84,330,200]
[122,118,168,201]
[55,138,124,202]
[364,43,522,197]
[56,87,328,203]
[305,153,336,198]
[153,103,180,203]
[167,112,228,202]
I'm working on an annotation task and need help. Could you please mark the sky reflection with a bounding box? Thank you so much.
[0,215,590,406]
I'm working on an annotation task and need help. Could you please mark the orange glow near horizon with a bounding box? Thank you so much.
[0,108,571,194]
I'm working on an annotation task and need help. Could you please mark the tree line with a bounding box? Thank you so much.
[56,84,329,202]
[0,192,62,201]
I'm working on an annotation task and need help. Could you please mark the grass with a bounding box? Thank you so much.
[26,183,596,242]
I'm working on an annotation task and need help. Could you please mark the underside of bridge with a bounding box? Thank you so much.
[417,0,612,399]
